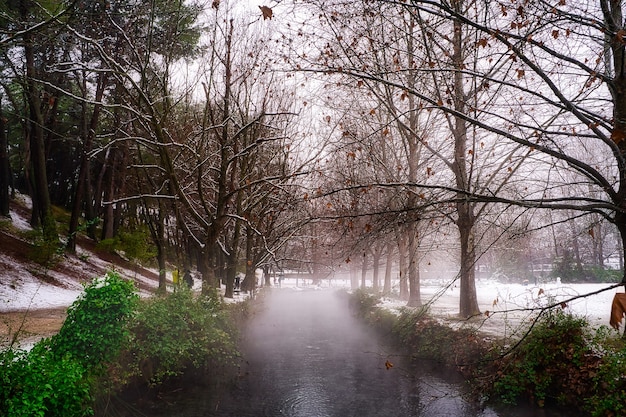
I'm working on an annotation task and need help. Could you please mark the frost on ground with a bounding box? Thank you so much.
[378,279,623,339]
[274,275,623,339]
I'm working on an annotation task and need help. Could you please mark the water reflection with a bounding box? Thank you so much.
[112,289,571,417]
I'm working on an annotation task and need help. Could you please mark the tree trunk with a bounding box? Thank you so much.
[200,245,218,293]
[224,251,237,298]
[616,213,626,287]
[241,227,256,292]
[569,218,583,274]
[593,221,604,268]
[100,149,117,241]
[350,263,359,290]
[68,74,106,252]
[22,6,57,243]
[372,246,381,292]
[458,203,479,317]
[263,265,272,287]
[398,235,409,300]
[360,251,368,288]
[383,241,393,294]
[0,97,9,217]
[451,3,479,318]
[156,204,167,292]
[407,229,421,307]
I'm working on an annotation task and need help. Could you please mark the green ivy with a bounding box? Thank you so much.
[116,286,238,387]
[585,326,626,416]
[0,271,138,417]
[492,309,590,407]
[0,341,92,417]
[50,271,138,369]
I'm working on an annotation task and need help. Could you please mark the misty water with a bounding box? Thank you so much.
[120,289,574,417]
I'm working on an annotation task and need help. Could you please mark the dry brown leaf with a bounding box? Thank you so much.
[259,5,273,20]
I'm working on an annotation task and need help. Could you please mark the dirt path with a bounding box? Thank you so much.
[0,307,66,347]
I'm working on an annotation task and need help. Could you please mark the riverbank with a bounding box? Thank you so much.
[348,288,626,417]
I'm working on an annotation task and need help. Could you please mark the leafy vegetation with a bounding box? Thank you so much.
[348,288,382,317]
[50,272,138,369]
[0,271,137,417]
[491,310,594,408]
[110,286,239,388]
[0,271,243,416]
[349,291,626,416]
[583,326,626,417]
[96,226,157,265]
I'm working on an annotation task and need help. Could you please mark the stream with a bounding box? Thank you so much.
[111,289,575,417]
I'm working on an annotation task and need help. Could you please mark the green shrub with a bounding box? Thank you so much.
[349,288,380,318]
[0,342,91,417]
[392,307,428,344]
[50,271,138,369]
[0,271,137,417]
[587,267,622,283]
[492,309,591,407]
[96,227,156,264]
[25,230,63,266]
[584,326,626,416]
[117,286,238,387]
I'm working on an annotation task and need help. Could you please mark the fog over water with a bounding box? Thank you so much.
[131,288,574,417]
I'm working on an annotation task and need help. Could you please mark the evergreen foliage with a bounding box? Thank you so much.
[0,271,137,417]
[113,286,238,387]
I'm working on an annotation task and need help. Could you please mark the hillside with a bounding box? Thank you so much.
[0,194,161,347]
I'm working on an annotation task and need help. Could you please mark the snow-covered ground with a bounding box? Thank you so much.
[395,280,621,339]
[278,276,624,339]
[1,263,622,341]
[0,196,162,312]
[0,256,160,312]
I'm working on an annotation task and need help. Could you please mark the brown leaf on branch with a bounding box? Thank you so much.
[259,5,273,20]
[611,127,626,144]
